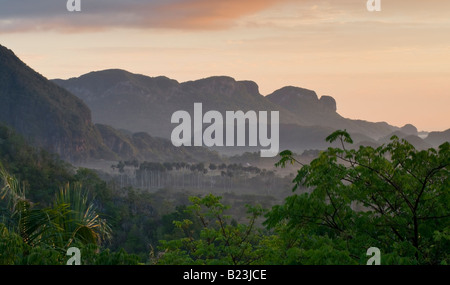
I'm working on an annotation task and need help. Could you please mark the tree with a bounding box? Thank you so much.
[265,130,449,265]
[157,194,266,265]
[0,163,111,251]
[0,223,140,265]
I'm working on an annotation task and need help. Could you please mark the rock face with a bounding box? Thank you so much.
[0,45,114,162]
[266,87,340,126]
[266,86,396,139]
[319,96,337,112]
[54,70,299,139]
[266,87,319,112]
[265,87,340,122]
[54,70,401,145]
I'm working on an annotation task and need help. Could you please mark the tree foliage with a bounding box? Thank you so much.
[0,163,139,265]
[1,128,448,265]
[267,130,449,264]
[157,194,266,265]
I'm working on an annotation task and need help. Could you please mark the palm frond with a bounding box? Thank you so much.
[54,183,112,247]
[1,164,111,249]
[0,162,30,216]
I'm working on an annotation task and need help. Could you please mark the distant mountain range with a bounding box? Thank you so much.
[52,69,449,154]
[0,44,448,164]
[0,45,220,163]
[53,69,396,140]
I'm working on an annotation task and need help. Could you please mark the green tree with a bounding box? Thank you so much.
[1,163,111,251]
[157,194,266,265]
[265,130,449,265]
[0,223,140,265]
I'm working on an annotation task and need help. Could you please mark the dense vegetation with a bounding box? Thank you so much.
[0,127,448,265]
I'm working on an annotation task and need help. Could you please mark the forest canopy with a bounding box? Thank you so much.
[1,129,448,265]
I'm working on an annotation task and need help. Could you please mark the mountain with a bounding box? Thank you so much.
[53,69,404,154]
[425,129,450,148]
[399,124,419,136]
[96,124,221,163]
[378,131,432,150]
[0,44,114,162]
[1,44,446,165]
[53,70,299,140]
[0,45,221,163]
[266,86,397,139]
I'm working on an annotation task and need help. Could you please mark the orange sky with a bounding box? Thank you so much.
[1,0,449,131]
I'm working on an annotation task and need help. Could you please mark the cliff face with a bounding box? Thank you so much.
[53,70,300,139]
[0,45,113,162]
[266,86,397,139]
[54,69,399,145]
[266,87,340,125]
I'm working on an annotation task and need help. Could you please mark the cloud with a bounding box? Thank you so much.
[0,0,293,33]
[2,0,449,34]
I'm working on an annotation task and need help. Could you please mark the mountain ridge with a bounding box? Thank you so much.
[1,44,445,163]
[0,45,221,163]
[0,44,115,162]
[53,69,413,153]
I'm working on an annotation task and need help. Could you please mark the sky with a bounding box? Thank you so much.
[1,0,449,132]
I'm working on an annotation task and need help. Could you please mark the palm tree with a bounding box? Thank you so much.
[0,163,111,250]
[53,183,112,247]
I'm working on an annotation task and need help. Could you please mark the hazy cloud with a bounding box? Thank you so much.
[1,0,449,33]
[0,0,293,33]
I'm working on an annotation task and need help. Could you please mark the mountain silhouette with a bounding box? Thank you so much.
[1,43,439,161]
[0,44,114,162]
[53,69,414,153]
[0,45,219,163]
